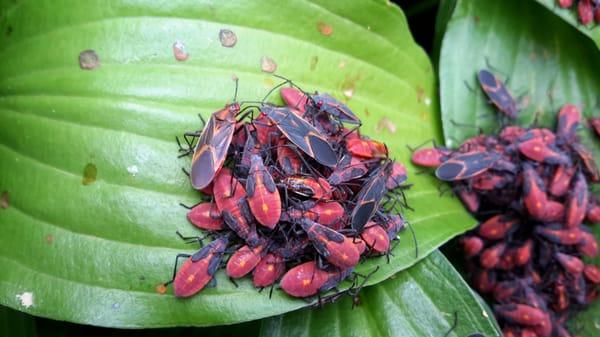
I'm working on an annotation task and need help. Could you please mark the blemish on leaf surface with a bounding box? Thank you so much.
[0,191,9,209]
[16,292,33,308]
[310,56,318,71]
[82,163,97,185]
[127,165,139,176]
[376,117,397,134]
[172,41,188,61]
[317,22,333,36]
[155,283,168,294]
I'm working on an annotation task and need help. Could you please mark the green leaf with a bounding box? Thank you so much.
[440,0,600,335]
[440,0,600,145]
[0,0,475,327]
[260,251,501,337]
[534,0,600,49]
[432,0,458,67]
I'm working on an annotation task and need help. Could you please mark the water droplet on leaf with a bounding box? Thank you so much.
[79,50,100,70]
[219,29,237,47]
[261,56,277,73]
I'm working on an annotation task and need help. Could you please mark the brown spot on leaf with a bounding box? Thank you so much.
[338,60,346,69]
[473,16,480,25]
[317,22,333,36]
[260,56,277,73]
[155,283,168,294]
[82,163,97,185]
[219,29,237,47]
[341,74,360,100]
[542,49,550,60]
[310,56,318,71]
[364,108,370,117]
[520,95,531,109]
[172,41,188,61]
[79,50,100,70]
[375,117,397,134]
[416,86,425,103]
[0,191,9,209]
[44,234,54,245]
[529,51,538,61]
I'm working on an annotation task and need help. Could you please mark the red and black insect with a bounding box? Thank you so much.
[283,176,333,200]
[589,117,600,137]
[259,104,337,167]
[360,222,390,253]
[253,253,286,288]
[164,235,229,298]
[328,154,368,185]
[226,244,265,279]
[188,91,246,189]
[347,138,388,159]
[460,236,484,258]
[478,214,518,240]
[535,225,582,245]
[280,86,309,113]
[350,162,391,231]
[522,163,548,220]
[572,142,600,182]
[556,104,581,143]
[477,69,518,119]
[410,147,449,168]
[435,151,500,181]
[517,137,570,165]
[578,228,599,257]
[186,202,224,231]
[276,137,303,175]
[213,168,260,246]
[494,303,546,326]
[279,261,353,298]
[565,172,588,228]
[311,93,361,125]
[246,154,281,229]
[300,218,360,269]
[285,200,345,229]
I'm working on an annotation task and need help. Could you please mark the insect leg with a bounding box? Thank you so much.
[164,253,192,286]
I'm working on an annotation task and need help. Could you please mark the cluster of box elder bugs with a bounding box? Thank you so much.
[412,68,600,337]
[159,78,413,302]
[557,0,600,26]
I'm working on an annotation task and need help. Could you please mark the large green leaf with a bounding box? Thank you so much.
[534,0,600,50]
[0,0,477,328]
[439,0,600,335]
[260,251,501,337]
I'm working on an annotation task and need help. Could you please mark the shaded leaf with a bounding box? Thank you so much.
[0,305,37,337]
[535,0,600,49]
[260,251,501,337]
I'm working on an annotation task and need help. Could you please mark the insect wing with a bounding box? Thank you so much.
[265,106,337,167]
[435,151,499,181]
[314,93,360,123]
[191,114,235,189]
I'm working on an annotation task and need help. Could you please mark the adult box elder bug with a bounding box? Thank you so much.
[477,69,518,119]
